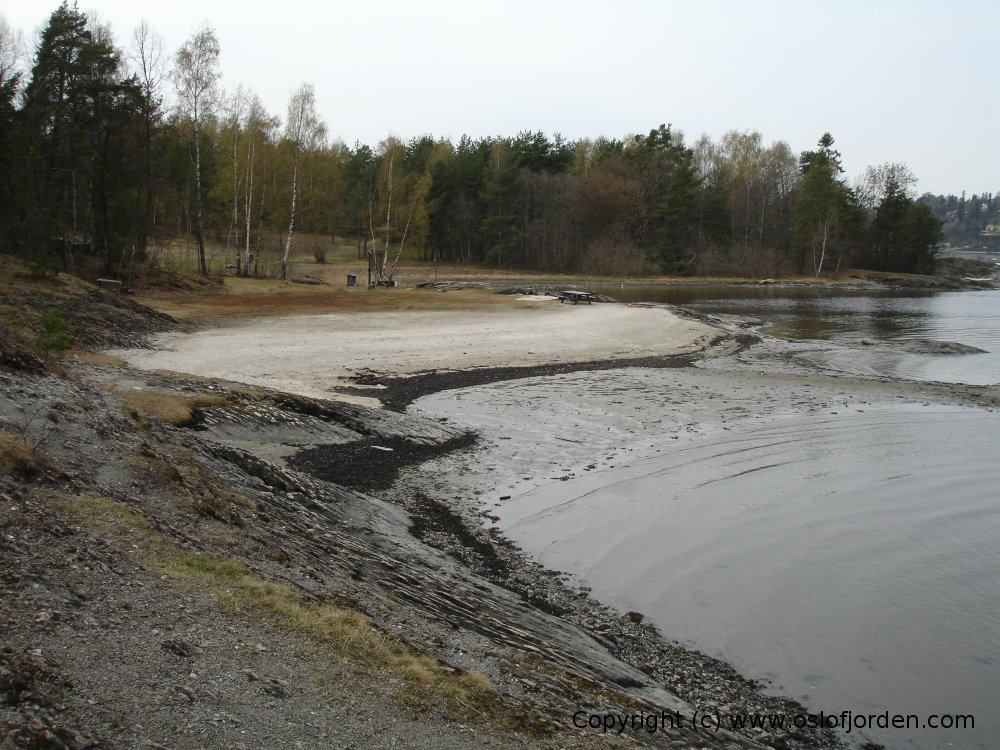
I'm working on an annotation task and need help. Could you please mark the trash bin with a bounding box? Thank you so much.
[347,274,357,286]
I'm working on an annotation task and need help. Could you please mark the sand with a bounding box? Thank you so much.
[108,292,1000,749]
[113,301,718,405]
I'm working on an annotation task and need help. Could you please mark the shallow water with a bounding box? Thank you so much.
[602,285,1000,385]
[411,288,1000,749]
[497,405,1000,750]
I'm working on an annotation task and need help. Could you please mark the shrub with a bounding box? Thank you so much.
[0,427,45,477]
[36,309,71,363]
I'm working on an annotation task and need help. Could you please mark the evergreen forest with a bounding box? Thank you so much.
[1,4,974,282]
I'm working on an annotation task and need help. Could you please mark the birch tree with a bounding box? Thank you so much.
[794,135,853,277]
[172,26,220,276]
[241,92,275,276]
[280,82,325,279]
[220,85,247,265]
[216,87,277,276]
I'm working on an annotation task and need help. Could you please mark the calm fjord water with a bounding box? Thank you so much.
[415,287,1000,749]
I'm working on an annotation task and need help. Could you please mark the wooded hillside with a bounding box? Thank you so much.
[0,4,948,280]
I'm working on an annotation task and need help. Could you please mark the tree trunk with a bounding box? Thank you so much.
[142,112,152,260]
[282,154,298,280]
[194,122,208,276]
[814,217,831,277]
[243,139,255,277]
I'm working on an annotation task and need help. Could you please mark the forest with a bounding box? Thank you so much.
[0,4,956,281]
[921,191,1000,249]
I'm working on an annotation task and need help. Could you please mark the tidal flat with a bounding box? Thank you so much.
[113,288,1000,749]
[404,337,1000,750]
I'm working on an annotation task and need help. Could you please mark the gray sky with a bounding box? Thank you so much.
[6,0,998,196]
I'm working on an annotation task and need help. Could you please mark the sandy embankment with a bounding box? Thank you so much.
[114,302,718,405]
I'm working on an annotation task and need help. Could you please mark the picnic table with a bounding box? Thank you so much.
[557,290,598,304]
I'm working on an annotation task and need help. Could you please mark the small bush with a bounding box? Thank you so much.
[27,255,61,279]
[36,309,71,363]
[312,245,327,264]
[0,427,45,477]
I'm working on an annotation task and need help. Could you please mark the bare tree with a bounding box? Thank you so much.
[218,85,275,276]
[172,26,220,276]
[221,85,248,265]
[855,162,917,215]
[280,82,325,280]
[0,14,25,91]
[367,138,405,284]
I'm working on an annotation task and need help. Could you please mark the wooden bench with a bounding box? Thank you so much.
[558,290,598,304]
[96,278,122,292]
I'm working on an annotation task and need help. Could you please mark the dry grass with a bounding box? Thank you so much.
[73,351,127,366]
[0,427,45,475]
[69,495,499,720]
[136,276,517,322]
[132,241,952,325]
[167,553,497,713]
[116,389,228,426]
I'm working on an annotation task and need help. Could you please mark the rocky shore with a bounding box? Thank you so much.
[0,280,864,750]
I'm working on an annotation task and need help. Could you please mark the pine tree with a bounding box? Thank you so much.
[794,134,853,276]
[21,3,144,269]
[652,150,702,274]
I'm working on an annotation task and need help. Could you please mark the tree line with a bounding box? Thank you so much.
[919,191,999,248]
[1,4,946,280]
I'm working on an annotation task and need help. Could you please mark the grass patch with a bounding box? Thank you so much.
[0,427,46,476]
[136,275,514,322]
[117,389,228,426]
[69,495,499,722]
[166,552,497,715]
[73,495,146,525]
[72,350,128,367]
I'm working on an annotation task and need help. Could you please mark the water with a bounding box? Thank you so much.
[496,405,1000,750]
[411,287,1000,749]
[599,284,1000,386]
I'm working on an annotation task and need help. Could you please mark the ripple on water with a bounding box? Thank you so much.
[498,406,1000,750]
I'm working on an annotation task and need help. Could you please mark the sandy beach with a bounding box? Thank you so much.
[113,300,718,405]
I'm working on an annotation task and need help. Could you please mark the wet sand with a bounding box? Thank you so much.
[402,345,1000,750]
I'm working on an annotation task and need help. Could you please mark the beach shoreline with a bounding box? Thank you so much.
[93,295,999,748]
[111,300,727,407]
[384,319,999,750]
[5,256,997,749]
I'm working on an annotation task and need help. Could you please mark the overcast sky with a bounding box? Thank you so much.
[6,0,998,196]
